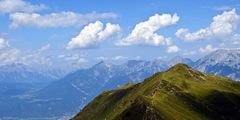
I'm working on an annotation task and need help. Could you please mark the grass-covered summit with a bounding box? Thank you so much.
[72,64,240,120]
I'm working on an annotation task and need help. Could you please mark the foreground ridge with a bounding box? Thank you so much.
[72,64,240,120]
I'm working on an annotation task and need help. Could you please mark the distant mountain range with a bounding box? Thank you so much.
[0,49,240,118]
[0,63,67,96]
[168,56,194,66]
[193,49,240,81]
[73,64,240,120]
[0,63,67,83]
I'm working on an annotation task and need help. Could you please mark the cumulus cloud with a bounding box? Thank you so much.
[199,44,218,53]
[67,21,121,49]
[0,38,9,49]
[117,13,179,46]
[0,0,46,14]
[167,45,180,53]
[9,12,118,28]
[175,9,240,43]
[2,0,117,29]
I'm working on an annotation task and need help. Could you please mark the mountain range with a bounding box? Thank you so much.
[0,49,240,118]
[73,64,240,120]
[0,63,67,96]
[193,49,240,80]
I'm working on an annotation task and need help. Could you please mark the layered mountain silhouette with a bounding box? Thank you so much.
[73,64,240,120]
[1,49,240,118]
[30,60,169,117]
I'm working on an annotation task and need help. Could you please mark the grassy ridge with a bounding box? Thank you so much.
[72,64,240,120]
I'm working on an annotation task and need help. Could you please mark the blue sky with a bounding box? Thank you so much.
[0,0,240,69]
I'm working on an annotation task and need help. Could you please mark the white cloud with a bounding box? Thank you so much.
[96,55,127,61]
[112,56,128,61]
[199,44,218,53]
[157,56,168,60]
[135,56,141,60]
[38,44,50,52]
[183,51,197,56]
[0,38,9,49]
[58,54,87,68]
[63,54,87,63]
[0,45,53,67]
[9,12,118,28]
[0,45,86,69]
[96,56,108,61]
[232,34,240,44]
[167,45,180,53]
[58,54,65,59]
[211,6,233,11]
[0,48,21,65]
[175,9,240,43]
[67,21,121,49]
[23,53,52,67]
[0,0,46,14]
[20,47,53,67]
[117,13,179,46]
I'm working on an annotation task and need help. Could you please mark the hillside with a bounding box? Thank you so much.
[72,64,240,120]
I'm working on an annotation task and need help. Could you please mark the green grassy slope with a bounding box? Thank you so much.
[72,64,240,120]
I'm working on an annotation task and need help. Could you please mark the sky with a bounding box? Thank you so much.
[0,0,240,69]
